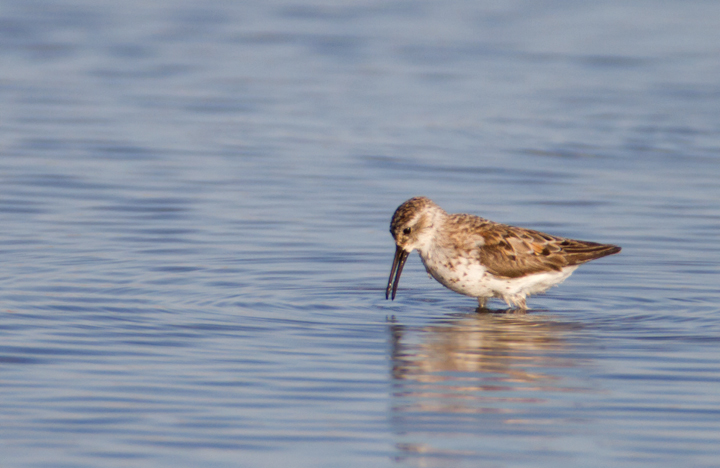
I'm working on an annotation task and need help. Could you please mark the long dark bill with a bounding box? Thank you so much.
[386,245,410,300]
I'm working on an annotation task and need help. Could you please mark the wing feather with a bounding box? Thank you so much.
[446,215,620,279]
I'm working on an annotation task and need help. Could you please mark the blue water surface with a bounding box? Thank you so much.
[1,0,719,467]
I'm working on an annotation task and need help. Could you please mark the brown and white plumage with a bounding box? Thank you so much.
[386,197,621,309]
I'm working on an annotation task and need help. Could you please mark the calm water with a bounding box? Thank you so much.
[1,0,720,466]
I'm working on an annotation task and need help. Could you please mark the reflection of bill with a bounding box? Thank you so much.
[389,312,589,463]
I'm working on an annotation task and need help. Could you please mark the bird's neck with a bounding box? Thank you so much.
[414,210,447,256]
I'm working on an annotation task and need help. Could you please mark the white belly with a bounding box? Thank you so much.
[419,250,579,302]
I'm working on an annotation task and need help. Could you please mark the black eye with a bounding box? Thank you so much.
[403,227,411,235]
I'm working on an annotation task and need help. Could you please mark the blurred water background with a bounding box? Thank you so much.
[1,0,720,466]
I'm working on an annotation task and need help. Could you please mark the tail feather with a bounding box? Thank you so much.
[565,242,621,264]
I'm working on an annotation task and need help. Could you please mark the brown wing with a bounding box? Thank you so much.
[473,221,621,279]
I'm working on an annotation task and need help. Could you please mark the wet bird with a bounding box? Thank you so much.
[385,197,621,309]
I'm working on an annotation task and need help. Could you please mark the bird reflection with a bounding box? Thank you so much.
[390,311,575,388]
[388,311,584,462]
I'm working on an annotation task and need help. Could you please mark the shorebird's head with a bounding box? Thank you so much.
[386,197,443,300]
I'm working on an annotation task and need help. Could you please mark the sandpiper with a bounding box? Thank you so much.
[386,197,621,309]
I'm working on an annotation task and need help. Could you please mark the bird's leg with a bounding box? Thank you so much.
[505,295,527,310]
